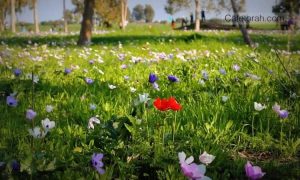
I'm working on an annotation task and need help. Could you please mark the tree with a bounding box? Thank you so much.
[120,0,128,29]
[63,0,68,33]
[73,0,128,27]
[164,0,201,31]
[194,0,200,31]
[0,0,9,31]
[0,0,27,32]
[132,4,144,21]
[144,4,155,23]
[94,0,121,26]
[230,0,252,46]
[78,0,94,45]
[164,0,190,15]
[273,0,299,17]
[11,0,16,33]
[31,0,40,33]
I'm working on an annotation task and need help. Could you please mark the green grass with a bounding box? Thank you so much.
[0,24,299,179]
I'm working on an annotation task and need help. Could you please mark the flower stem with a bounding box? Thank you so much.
[172,112,177,143]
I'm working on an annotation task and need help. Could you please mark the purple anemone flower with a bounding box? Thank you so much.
[245,161,265,180]
[0,161,6,171]
[91,153,105,175]
[219,68,226,75]
[64,68,72,75]
[278,110,289,119]
[152,82,159,91]
[168,75,179,82]
[13,69,22,77]
[201,70,209,80]
[26,109,37,120]
[232,64,240,71]
[85,78,94,84]
[120,64,127,69]
[272,103,289,119]
[11,160,20,172]
[149,73,158,83]
[89,60,95,64]
[6,95,18,107]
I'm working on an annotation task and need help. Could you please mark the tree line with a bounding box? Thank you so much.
[0,0,298,46]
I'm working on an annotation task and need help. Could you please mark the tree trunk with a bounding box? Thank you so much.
[230,0,252,46]
[11,0,16,33]
[78,0,94,45]
[0,7,5,31]
[195,0,200,31]
[121,0,128,30]
[33,0,40,33]
[63,0,68,33]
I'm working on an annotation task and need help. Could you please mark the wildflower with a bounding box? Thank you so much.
[199,151,215,165]
[154,97,181,111]
[46,105,54,112]
[28,127,46,138]
[90,104,97,110]
[124,75,130,81]
[118,53,125,61]
[272,103,280,113]
[88,117,100,129]
[278,110,289,119]
[138,93,151,104]
[254,102,266,111]
[11,160,20,172]
[85,78,94,84]
[26,109,37,120]
[199,79,205,85]
[26,73,39,83]
[245,73,261,80]
[13,69,22,76]
[108,84,116,89]
[130,87,136,93]
[168,75,179,82]
[6,95,18,107]
[153,98,169,111]
[91,153,105,174]
[201,70,209,80]
[89,60,95,64]
[64,68,72,75]
[168,97,182,111]
[41,118,55,132]
[0,161,6,171]
[149,73,158,83]
[120,64,127,69]
[178,152,211,180]
[222,96,229,102]
[245,161,265,180]
[232,64,240,71]
[272,103,289,119]
[219,68,226,75]
[152,82,160,91]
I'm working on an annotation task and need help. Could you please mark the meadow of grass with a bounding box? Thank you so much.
[0,24,299,179]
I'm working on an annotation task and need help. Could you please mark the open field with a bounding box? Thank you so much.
[0,24,300,179]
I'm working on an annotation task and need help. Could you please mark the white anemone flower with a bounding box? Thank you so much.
[46,105,54,113]
[28,127,46,138]
[199,151,216,165]
[254,102,266,111]
[41,118,55,132]
[88,117,100,129]
[108,84,116,89]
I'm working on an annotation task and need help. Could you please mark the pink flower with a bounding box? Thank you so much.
[245,161,265,180]
[178,152,211,180]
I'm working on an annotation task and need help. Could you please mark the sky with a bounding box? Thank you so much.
[16,0,277,23]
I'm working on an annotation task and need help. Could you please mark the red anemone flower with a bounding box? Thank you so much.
[168,97,181,111]
[153,97,182,111]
